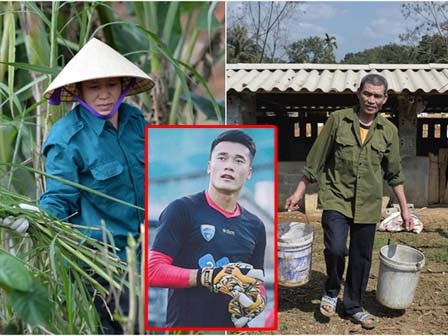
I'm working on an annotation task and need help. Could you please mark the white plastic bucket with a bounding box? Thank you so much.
[278,222,313,287]
[376,244,425,309]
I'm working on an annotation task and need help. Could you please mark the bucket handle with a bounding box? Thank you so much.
[416,260,425,271]
[387,238,422,257]
[385,238,425,271]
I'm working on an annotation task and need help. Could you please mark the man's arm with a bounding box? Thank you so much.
[391,183,414,231]
[148,250,263,294]
[147,250,197,288]
[149,199,198,288]
[284,113,337,211]
[285,177,310,211]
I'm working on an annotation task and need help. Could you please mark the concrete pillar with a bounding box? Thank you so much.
[397,94,425,158]
[396,94,428,207]
[227,92,257,124]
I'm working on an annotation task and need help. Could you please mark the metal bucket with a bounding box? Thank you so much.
[376,244,425,309]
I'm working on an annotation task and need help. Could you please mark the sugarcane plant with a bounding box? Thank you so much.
[0,179,145,332]
[0,158,150,333]
[0,1,224,332]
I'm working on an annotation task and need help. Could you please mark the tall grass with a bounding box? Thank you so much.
[0,171,137,333]
[0,1,224,333]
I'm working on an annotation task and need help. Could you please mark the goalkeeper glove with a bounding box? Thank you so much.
[197,263,263,297]
[227,263,266,327]
[229,290,266,327]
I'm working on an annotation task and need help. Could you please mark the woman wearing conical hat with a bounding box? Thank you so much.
[39,38,154,334]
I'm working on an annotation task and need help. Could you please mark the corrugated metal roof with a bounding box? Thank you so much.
[227,63,448,93]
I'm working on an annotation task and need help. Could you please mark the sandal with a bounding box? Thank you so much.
[349,311,376,329]
[320,295,337,317]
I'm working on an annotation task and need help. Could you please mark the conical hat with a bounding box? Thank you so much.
[44,38,154,102]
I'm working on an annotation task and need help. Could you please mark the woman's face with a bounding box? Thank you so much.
[80,78,122,116]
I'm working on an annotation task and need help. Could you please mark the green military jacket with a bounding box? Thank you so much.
[302,107,405,224]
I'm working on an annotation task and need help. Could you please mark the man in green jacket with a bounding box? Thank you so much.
[285,74,414,329]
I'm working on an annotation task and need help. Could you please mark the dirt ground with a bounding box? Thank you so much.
[273,208,448,335]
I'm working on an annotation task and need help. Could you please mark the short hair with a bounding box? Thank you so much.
[210,130,256,161]
[359,74,388,95]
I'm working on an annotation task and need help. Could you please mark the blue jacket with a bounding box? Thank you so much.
[40,102,146,260]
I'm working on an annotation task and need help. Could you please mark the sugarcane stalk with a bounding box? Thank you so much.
[125,239,137,334]
[32,219,119,254]
[139,224,144,334]
[51,238,121,287]
[7,1,15,120]
[61,256,108,296]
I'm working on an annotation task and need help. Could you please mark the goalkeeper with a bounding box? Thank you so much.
[148,130,267,328]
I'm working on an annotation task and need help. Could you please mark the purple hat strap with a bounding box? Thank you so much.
[49,78,137,120]
[48,87,62,105]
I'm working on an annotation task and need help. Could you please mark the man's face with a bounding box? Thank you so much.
[357,82,388,117]
[80,77,122,116]
[208,141,252,194]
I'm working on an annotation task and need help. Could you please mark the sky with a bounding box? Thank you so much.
[227,1,416,61]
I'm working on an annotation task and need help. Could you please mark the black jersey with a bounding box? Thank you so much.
[151,191,266,327]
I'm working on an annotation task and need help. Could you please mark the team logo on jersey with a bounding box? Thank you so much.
[200,224,215,242]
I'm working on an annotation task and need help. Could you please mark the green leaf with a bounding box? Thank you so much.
[160,2,182,54]
[95,4,148,61]
[0,61,59,75]
[9,281,53,327]
[0,117,17,165]
[0,251,33,292]
[179,2,204,12]
[4,322,21,334]
[196,4,220,31]
[177,60,223,122]
[0,81,25,113]
[187,93,224,121]
[19,7,51,66]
